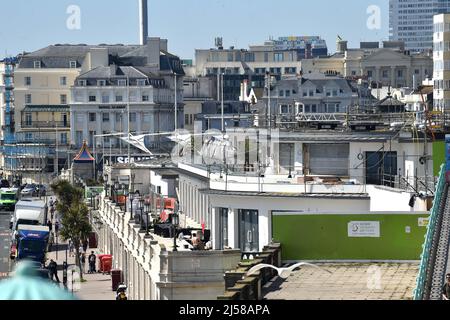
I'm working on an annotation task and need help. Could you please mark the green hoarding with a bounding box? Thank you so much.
[433,141,445,177]
[272,213,428,261]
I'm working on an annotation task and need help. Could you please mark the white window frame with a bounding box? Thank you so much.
[33,61,41,69]
[69,61,77,69]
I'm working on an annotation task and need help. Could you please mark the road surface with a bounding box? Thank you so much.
[0,211,11,279]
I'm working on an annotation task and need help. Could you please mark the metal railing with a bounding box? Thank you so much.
[413,164,446,300]
[21,121,69,129]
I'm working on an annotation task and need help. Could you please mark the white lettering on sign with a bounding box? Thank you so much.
[348,221,380,238]
[418,217,429,227]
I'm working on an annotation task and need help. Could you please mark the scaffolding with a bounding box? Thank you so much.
[2,57,18,178]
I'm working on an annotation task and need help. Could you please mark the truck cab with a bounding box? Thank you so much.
[0,188,20,211]
[15,225,50,263]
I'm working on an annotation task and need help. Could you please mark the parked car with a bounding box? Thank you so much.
[20,184,36,197]
[35,185,46,197]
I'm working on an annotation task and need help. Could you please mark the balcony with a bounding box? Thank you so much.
[21,121,70,129]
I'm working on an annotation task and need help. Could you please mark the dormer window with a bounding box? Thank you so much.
[118,79,127,87]
[34,61,41,69]
[78,80,87,86]
[137,79,147,86]
[97,80,106,86]
[69,61,77,69]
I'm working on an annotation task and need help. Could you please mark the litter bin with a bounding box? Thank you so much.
[111,269,122,291]
[97,254,110,272]
[101,256,113,274]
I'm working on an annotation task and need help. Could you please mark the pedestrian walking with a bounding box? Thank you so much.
[55,220,60,235]
[48,259,60,283]
[68,239,74,257]
[88,251,96,274]
[80,252,86,273]
[46,220,52,232]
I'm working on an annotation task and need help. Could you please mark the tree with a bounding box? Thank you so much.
[59,200,92,280]
[51,180,91,280]
[51,180,83,214]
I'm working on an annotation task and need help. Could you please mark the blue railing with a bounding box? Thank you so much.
[413,164,446,300]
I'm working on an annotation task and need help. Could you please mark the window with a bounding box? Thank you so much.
[309,90,314,97]
[25,113,32,126]
[116,95,123,102]
[97,80,106,86]
[279,90,284,97]
[76,131,83,147]
[25,77,31,86]
[89,95,96,102]
[60,77,67,86]
[102,113,110,122]
[185,114,190,125]
[25,94,32,104]
[351,71,357,76]
[382,70,389,78]
[285,90,291,97]
[78,80,87,86]
[130,113,137,122]
[60,133,67,145]
[102,95,110,103]
[415,69,420,75]
[274,53,284,62]
[25,133,33,141]
[33,61,41,69]
[69,61,77,69]
[227,53,234,62]
[116,113,122,123]
[142,95,149,102]
[367,70,373,78]
[118,79,127,86]
[332,90,338,96]
[89,131,96,147]
[60,94,67,104]
[89,113,96,122]
[137,79,147,86]
[397,70,403,78]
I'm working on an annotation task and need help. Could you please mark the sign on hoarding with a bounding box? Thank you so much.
[348,221,380,238]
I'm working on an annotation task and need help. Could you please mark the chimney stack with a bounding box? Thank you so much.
[139,0,148,45]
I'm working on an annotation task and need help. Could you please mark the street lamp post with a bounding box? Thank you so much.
[139,198,145,230]
[129,192,134,221]
[172,211,179,252]
[113,179,119,204]
[144,202,151,237]
[122,183,129,212]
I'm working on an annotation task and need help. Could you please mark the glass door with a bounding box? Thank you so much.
[238,209,259,253]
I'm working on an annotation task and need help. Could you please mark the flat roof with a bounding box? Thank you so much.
[199,189,370,199]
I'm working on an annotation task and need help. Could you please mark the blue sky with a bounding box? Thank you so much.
[0,0,389,60]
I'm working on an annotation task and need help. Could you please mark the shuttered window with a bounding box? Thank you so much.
[309,144,349,176]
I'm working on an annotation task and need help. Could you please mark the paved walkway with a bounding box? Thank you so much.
[263,262,419,300]
[46,243,115,300]
[46,197,115,300]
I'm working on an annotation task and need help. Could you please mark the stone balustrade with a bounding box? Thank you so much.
[95,193,242,300]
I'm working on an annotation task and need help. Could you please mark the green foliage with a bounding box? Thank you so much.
[51,180,92,280]
[51,180,83,214]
